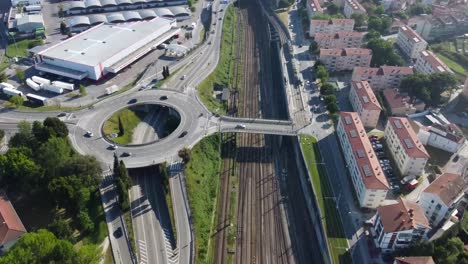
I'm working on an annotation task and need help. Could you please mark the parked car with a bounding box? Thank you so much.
[85,131,93,137]
[400,175,417,185]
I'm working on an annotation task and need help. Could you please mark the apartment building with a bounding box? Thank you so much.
[396,26,428,59]
[314,31,363,49]
[384,117,430,176]
[383,88,425,116]
[306,0,324,18]
[417,123,466,153]
[349,81,382,128]
[352,66,414,91]
[373,198,431,253]
[394,256,435,264]
[343,0,366,18]
[309,18,354,37]
[319,48,371,72]
[337,112,389,208]
[414,50,453,74]
[418,173,467,227]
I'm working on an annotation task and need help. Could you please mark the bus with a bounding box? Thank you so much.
[26,93,48,106]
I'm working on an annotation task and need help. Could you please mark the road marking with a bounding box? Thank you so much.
[137,240,148,264]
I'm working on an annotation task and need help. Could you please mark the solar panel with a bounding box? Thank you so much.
[394,120,402,129]
[357,149,364,158]
[345,116,351,125]
[404,138,414,149]
[363,165,373,177]
[362,96,369,103]
[350,129,358,138]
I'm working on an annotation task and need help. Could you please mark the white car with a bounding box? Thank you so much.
[110,144,118,150]
[236,124,246,129]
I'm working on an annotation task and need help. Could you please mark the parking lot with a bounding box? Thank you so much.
[369,135,402,195]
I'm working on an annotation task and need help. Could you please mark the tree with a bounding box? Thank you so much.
[400,73,430,102]
[327,4,340,15]
[32,121,50,143]
[316,65,329,82]
[37,137,71,177]
[48,218,74,241]
[8,121,39,150]
[408,3,432,16]
[0,147,42,191]
[60,21,67,34]
[166,66,170,76]
[326,102,339,113]
[162,66,168,79]
[427,72,458,106]
[15,68,25,84]
[118,160,131,188]
[309,41,319,54]
[78,211,94,233]
[366,38,404,66]
[375,5,385,15]
[0,129,4,142]
[367,16,392,34]
[323,94,336,105]
[113,152,119,173]
[118,116,124,136]
[43,117,69,138]
[9,95,24,107]
[351,13,368,29]
[0,71,7,82]
[320,83,336,95]
[178,148,191,163]
[77,244,102,264]
[366,29,381,41]
[400,72,457,106]
[79,84,87,96]
[59,155,101,186]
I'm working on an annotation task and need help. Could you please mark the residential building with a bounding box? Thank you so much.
[352,66,414,91]
[414,50,453,74]
[416,123,466,153]
[349,81,382,128]
[383,88,425,116]
[382,0,413,13]
[306,0,324,18]
[394,256,435,264]
[309,18,354,37]
[396,26,428,59]
[337,112,389,208]
[373,198,431,253]
[418,173,468,227]
[314,31,363,49]
[343,0,366,18]
[384,117,430,176]
[0,191,27,250]
[319,48,371,72]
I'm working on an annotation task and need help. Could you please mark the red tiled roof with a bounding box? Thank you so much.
[423,173,467,207]
[339,112,389,189]
[308,0,323,13]
[394,256,435,264]
[314,31,363,40]
[382,88,425,111]
[399,26,426,44]
[351,81,382,111]
[388,117,430,159]
[352,66,413,77]
[418,50,452,73]
[320,48,371,56]
[0,191,26,246]
[377,198,430,233]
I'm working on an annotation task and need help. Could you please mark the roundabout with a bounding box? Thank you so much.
[70,89,217,168]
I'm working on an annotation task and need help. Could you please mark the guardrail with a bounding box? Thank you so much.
[219,115,293,125]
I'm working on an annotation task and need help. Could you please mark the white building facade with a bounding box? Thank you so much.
[414,50,453,74]
[384,117,430,177]
[396,26,428,59]
[349,81,382,128]
[337,112,389,208]
[309,18,354,37]
[319,48,371,72]
[352,66,414,91]
[343,0,366,18]
[417,124,465,153]
[314,31,363,49]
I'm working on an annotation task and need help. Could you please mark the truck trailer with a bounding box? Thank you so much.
[2,87,23,97]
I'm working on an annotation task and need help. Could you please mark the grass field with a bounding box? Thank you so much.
[299,134,351,264]
[434,52,467,78]
[198,5,237,115]
[102,108,145,145]
[184,135,222,264]
[79,190,108,246]
[6,38,43,58]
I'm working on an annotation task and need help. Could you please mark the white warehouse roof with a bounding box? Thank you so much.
[38,17,175,67]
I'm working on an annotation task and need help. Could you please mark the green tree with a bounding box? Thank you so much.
[48,217,74,241]
[77,244,102,264]
[32,120,51,143]
[400,73,430,102]
[118,160,131,188]
[0,71,8,82]
[316,65,329,82]
[78,210,94,233]
[366,38,404,66]
[0,147,42,191]
[118,116,124,136]
[8,121,39,150]
[408,3,432,16]
[320,83,336,95]
[367,16,391,34]
[327,4,340,15]
[79,85,87,96]
[60,155,101,186]
[60,21,67,34]
[43,117,69,138]
[428,72,458,105]
[326,102,339,113]
[113,152,119,173]
[309,40,319,54]
[178,148,192,163]
[323,94,336,105]
[375,5,385,15]
[15,68,25,84]
[351,13,368,29]
[0,129,4,142]
[9,95,24,107]
[37,137,71,177]
[366,29,381,41]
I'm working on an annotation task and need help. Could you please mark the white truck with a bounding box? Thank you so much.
[52,81,74,91]
[0,82,15,89]
[26,78,41,91]
[41,84,63,94]
[32,76,51,86]
[105,85,120,95]
[2,87,23,97]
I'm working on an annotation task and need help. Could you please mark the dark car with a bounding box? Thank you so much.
[179,131,188,138]
[57,112,67,117]
[128,98,137,104]
[160,95,168,100]
[121,152,132,157]
[114,227,123,238]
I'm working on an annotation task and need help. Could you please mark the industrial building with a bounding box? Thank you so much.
[11,0,42,7]
[33,17,180,80]
[65,0,187,16]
